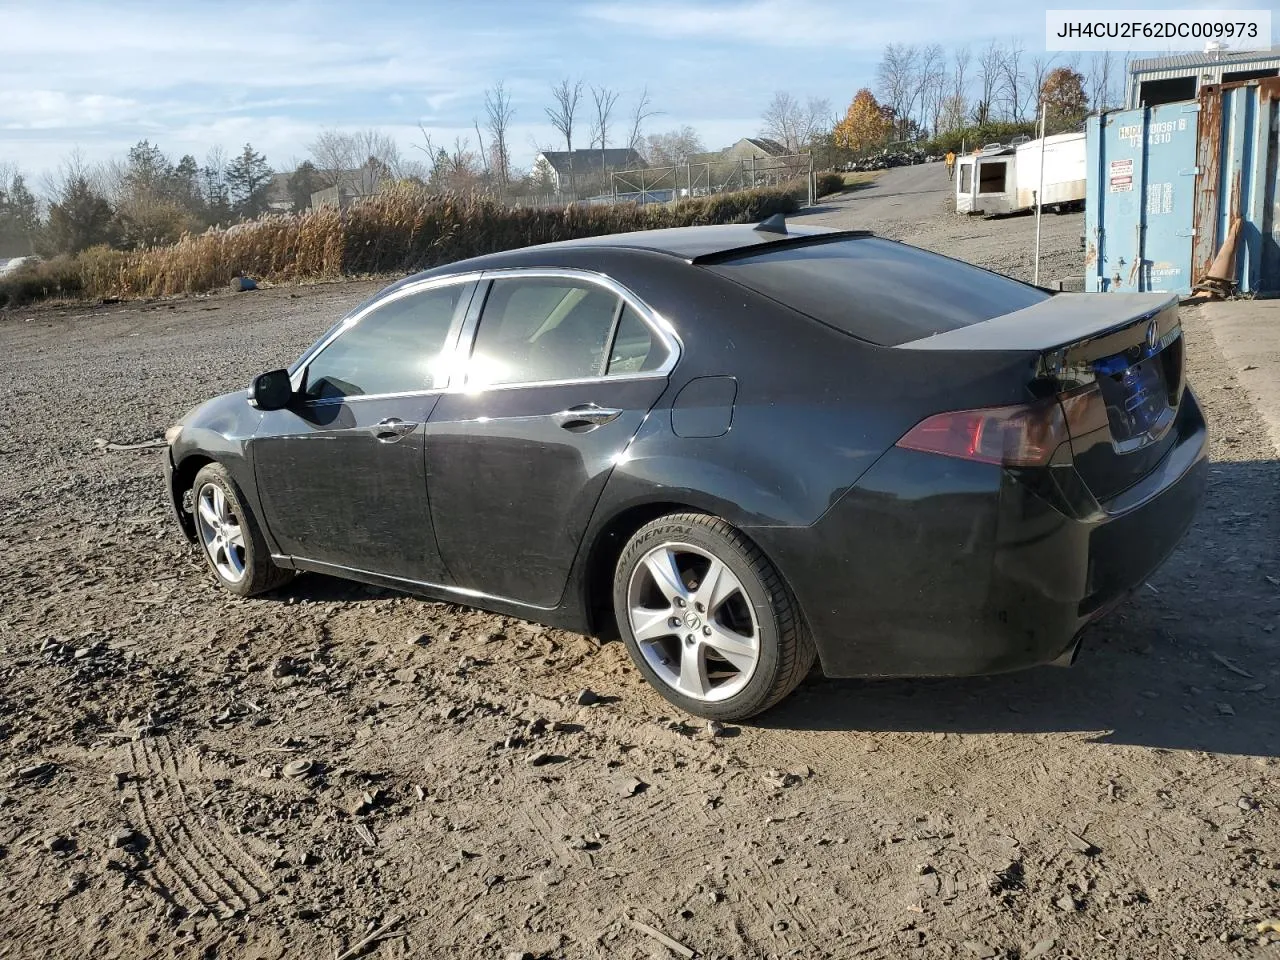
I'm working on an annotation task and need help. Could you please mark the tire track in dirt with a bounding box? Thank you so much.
[151,737,271,899]
[514,793,575,867]
[124,738,270,917]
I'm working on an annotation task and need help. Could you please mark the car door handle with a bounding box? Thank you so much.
[372,417,418,442]
[553,404,623,431]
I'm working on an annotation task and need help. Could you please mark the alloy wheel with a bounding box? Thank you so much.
[626,542,760,702]
[195,482,247,584]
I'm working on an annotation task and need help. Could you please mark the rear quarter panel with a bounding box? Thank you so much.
[550,249,1044,628]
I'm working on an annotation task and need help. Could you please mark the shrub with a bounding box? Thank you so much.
[925,121,1039,156]
[815,172,845,197]
[1,184,801,309]
[0,255,88,308]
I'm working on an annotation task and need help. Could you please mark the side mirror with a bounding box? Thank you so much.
[248,369,293,411]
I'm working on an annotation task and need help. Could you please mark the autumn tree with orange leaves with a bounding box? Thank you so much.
[833,89,892,155]
[1040,67,1089,134]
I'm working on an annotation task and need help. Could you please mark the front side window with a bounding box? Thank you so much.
[303,284,465,400]
[466,277,622,387]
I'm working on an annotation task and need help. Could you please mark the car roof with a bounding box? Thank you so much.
[523,222,852,261]
[377,222,876,303]
[396,222,871,281]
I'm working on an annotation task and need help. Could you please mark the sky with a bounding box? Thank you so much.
[0,0,1275,188]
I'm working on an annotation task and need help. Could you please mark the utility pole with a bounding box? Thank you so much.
[1033,98,1047,287]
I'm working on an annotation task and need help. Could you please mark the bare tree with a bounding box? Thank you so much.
[589,85,621,171]
[414,127,444,184]
[545,78,584,194]
[997,39,1028,122]
[975,39,1005,125]
[308,129,403,195]
[472,118,490,182]
[413,130,484,193]
[760,91,830,152]
[484,80,515,197]
[918,43,947,137]
[944,45,972,132]
[875,44,921,141]
[626,85,660,154]
[40,147,95,203]
[1086,52,1118,111]
[1029,52,1070,122]
[1086,53,1107,111]
[643,126,706,166]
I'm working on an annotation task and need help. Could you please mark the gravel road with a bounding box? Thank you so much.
[1,167,1277,959]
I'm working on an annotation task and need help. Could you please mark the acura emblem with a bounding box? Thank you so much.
[1146,317,1160,351]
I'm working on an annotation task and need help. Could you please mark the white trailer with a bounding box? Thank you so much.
[1014,131,1086,213]
[955,132,1085,217]
[954,144,1016,215]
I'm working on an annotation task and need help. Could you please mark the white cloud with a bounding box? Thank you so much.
[583,0,1017,51]
[0,2,511,97]
[0,90,141,129]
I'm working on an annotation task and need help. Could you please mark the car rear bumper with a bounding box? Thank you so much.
[749,389,1209,678]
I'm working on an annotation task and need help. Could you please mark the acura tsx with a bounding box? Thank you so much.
[164,220,1208,719]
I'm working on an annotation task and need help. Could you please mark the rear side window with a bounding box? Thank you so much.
[467,277,622,386]
[705,236,1049,346]
[607,304,663,374]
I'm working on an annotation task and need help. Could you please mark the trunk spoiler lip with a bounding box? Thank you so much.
[895,293,1178,352]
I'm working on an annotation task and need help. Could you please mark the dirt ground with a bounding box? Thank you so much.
[1,168,1277,960]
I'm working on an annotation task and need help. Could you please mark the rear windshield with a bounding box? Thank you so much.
[705,236,1050,346]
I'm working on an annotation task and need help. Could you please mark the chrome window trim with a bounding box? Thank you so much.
[448,267,682,393]
[289,273,484,400]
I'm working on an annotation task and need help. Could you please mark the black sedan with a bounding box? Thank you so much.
[165,220,1208,720]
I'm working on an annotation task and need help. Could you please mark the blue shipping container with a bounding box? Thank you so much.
[1085,102,1200,294]
[1086,80,1280,296]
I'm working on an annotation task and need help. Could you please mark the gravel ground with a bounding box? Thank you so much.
[793,162,1086,287]
[1,168,1277,959]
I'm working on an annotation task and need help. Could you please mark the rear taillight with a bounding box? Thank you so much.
[896,384,1109,467]
[895,400,1068,467]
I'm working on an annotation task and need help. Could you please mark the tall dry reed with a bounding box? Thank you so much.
[0,184,801,309]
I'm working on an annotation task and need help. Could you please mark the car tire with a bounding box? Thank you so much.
[191,462,293,597]
[613,513,816,720]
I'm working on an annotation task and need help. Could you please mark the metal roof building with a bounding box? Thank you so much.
[1126,47,1280,108]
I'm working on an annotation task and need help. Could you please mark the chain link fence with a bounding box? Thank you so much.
[606,153,815,207]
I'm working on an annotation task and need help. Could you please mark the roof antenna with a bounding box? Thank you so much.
[754,213,788,234]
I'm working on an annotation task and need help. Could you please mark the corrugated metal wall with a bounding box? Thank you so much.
[1193,79,1280,295]
[1086,79,1280,296]
[1125,55,1280,108]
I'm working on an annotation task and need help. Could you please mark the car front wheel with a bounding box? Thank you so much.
[613,513,815,720]
[191,462,293,597]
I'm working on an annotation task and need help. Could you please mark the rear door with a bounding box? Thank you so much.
[424,270,677,608]
[252,278,474,582]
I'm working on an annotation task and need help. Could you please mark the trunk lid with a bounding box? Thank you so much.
[900,293,1184,501]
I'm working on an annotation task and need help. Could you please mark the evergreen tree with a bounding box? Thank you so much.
[0,170,40,256]
[123,140,170,196]
[287,160,323,211]
[171,154,203,211]
[225,143,273,218]
[44,176,116,254]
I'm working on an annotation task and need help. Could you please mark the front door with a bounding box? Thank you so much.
[424,273,675,608]
[252,279,474,583]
